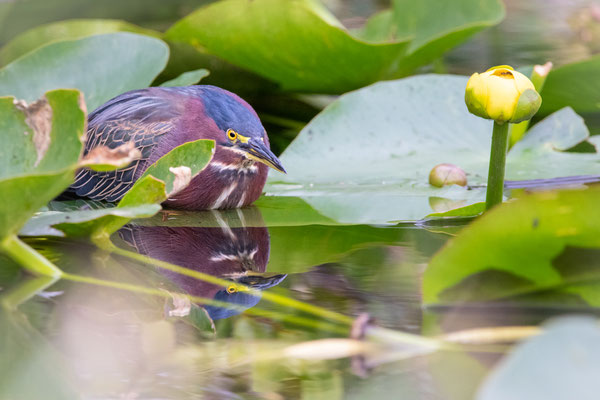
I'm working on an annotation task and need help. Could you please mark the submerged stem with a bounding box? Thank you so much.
[486,122,510,210]
[1,235,63,277]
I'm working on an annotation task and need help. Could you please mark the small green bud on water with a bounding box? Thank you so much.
[429,163,467,188]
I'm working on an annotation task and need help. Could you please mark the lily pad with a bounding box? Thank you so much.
[0,32,169,110]
[423,187,600,304]
[0,19,159,66]
[165,0,503,93]
[478,317,600,400]
[266,75,600,224]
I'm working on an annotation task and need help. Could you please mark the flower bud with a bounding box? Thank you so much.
[465,65,542,124]
[429,163,467,188]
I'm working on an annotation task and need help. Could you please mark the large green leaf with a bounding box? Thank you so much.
[166,0,501,93]
[0,32,169,110]
[0,90,85,239]
[165,0,410,93]
[265,75,600,224]
[389,0,504,74]
[539,55,600,116]
[423,187,600,304]
[0,19,159,66]
[478,317,600,400]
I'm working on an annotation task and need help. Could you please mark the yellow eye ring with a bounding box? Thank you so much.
[226,285,237,294]
[227,129,238,141]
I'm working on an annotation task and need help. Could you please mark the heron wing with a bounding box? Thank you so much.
[71,88,183,202]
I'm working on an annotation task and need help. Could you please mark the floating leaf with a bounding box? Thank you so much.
[0,32,169,110]
[266,75,600,224]
[423,187,600,304]
[165,0,502,93]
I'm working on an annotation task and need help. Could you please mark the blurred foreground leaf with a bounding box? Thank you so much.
[20,140,215,243]
[478,317,600,400]
[0,89,85,276]
[423,188,600,304]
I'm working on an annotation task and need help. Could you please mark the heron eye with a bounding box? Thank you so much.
[226,285,237,294]
[227,129,238,141]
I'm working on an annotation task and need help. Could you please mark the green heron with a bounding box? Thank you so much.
[119,214,286,320]
[70,85,285,210]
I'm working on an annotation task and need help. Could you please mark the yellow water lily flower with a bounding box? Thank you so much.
[465,65,542,124]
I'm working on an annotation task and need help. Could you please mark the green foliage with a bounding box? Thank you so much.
[0,19,160,66]
[20,140,215,242]
[539,55,600,115]
[136,139,215,196]
[267,75,600,224]
[389,0,504,73]
[159,68,209,87]
[0,33,169,110]
[165,0,503,93]
[423,187,600,304]
[0,90,85,240]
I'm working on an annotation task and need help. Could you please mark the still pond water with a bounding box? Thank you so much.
[2,203,598,399]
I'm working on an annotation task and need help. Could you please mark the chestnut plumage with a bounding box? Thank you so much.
[70,85,285,210]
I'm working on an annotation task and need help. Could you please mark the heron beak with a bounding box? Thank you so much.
[243,140,286,174]
[235,273,287,290]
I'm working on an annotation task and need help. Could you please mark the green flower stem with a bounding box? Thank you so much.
[1,235,63,277]
[1,275,58,310]
[486,121,510,210]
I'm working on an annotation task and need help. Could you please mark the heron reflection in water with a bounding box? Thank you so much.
[118,208,286,320]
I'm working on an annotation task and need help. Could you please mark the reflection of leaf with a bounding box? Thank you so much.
[268,225,405,273]
[423,188,600,304]
[0,32,169,110]
[478,316,600,400]
[266,75,600,224]
[0,19,159,66]
[165,0,503,93]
